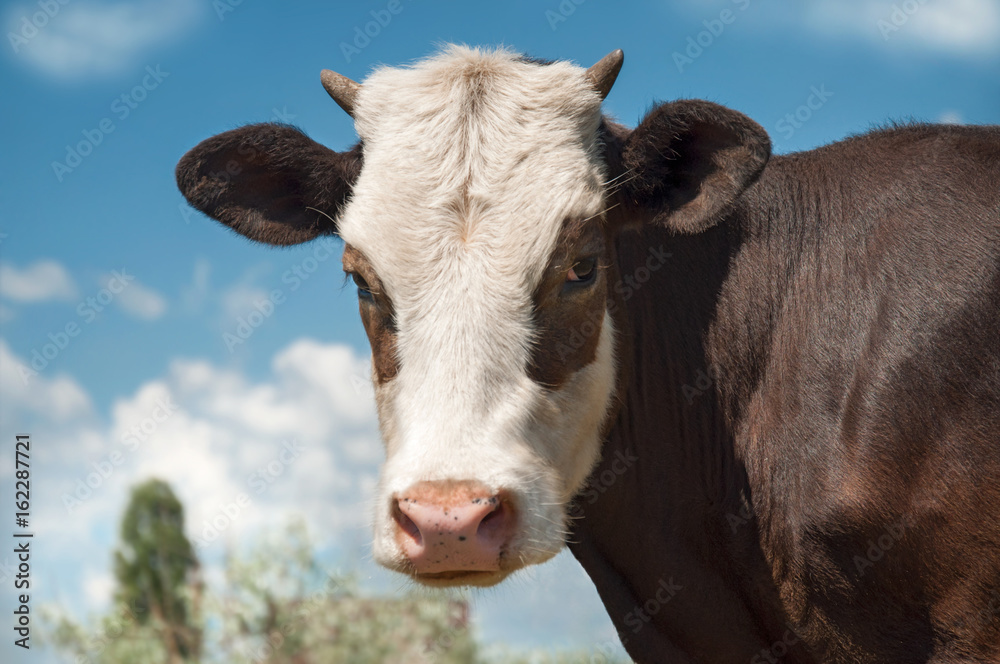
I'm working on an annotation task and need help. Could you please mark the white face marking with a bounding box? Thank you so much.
[337,46,618,582]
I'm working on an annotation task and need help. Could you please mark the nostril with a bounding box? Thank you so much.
[393,500,422,544]
[476,499,507,542]
[480,503,501,525]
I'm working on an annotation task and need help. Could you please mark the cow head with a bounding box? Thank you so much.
[176,46,769,587]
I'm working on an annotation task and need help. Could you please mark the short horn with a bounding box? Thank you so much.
[585,49,624,101]
[321,69,362,117]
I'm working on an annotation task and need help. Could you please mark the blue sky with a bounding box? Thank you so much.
[1,0,999,661]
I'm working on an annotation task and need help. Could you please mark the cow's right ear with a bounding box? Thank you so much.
[176,123,362,246]
[610,100,770,234]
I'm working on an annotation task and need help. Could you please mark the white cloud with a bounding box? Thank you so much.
[0,336,621,654]
[83,570,114,611]
[182,260,288,332]
[207,262,278,329]
[6,336,381,554]
[180,258,211,314]
[106,274,168,320]
[803,0,1000,56]
[0,339,93,422]
[220,284,272,321]
[6,0,204,79]
[888,0,1000,54]
[0,259,77,302]
[680,0,1000,58]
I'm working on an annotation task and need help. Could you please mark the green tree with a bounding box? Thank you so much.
[113,478,202,662]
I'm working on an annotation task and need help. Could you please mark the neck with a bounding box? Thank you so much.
[570,183,815,662]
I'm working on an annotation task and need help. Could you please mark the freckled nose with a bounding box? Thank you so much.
[393,481,513,574]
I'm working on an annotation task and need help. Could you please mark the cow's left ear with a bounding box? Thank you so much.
[613,100,770,234]
[176,123,362,246]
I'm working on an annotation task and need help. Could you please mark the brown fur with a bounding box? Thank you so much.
[528,217,611,389]
[342,244,399,384]
[573,112,1000,663]
[175,123,362,246]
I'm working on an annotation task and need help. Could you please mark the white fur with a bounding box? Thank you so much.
[337,46,617,581]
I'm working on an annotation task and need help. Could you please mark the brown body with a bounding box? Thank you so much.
[578,121,1000,663]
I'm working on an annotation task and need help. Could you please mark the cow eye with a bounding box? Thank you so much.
[352,273,374,301]
[566,258,597,285]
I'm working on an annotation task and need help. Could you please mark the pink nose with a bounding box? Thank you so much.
[393,481,513,575]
